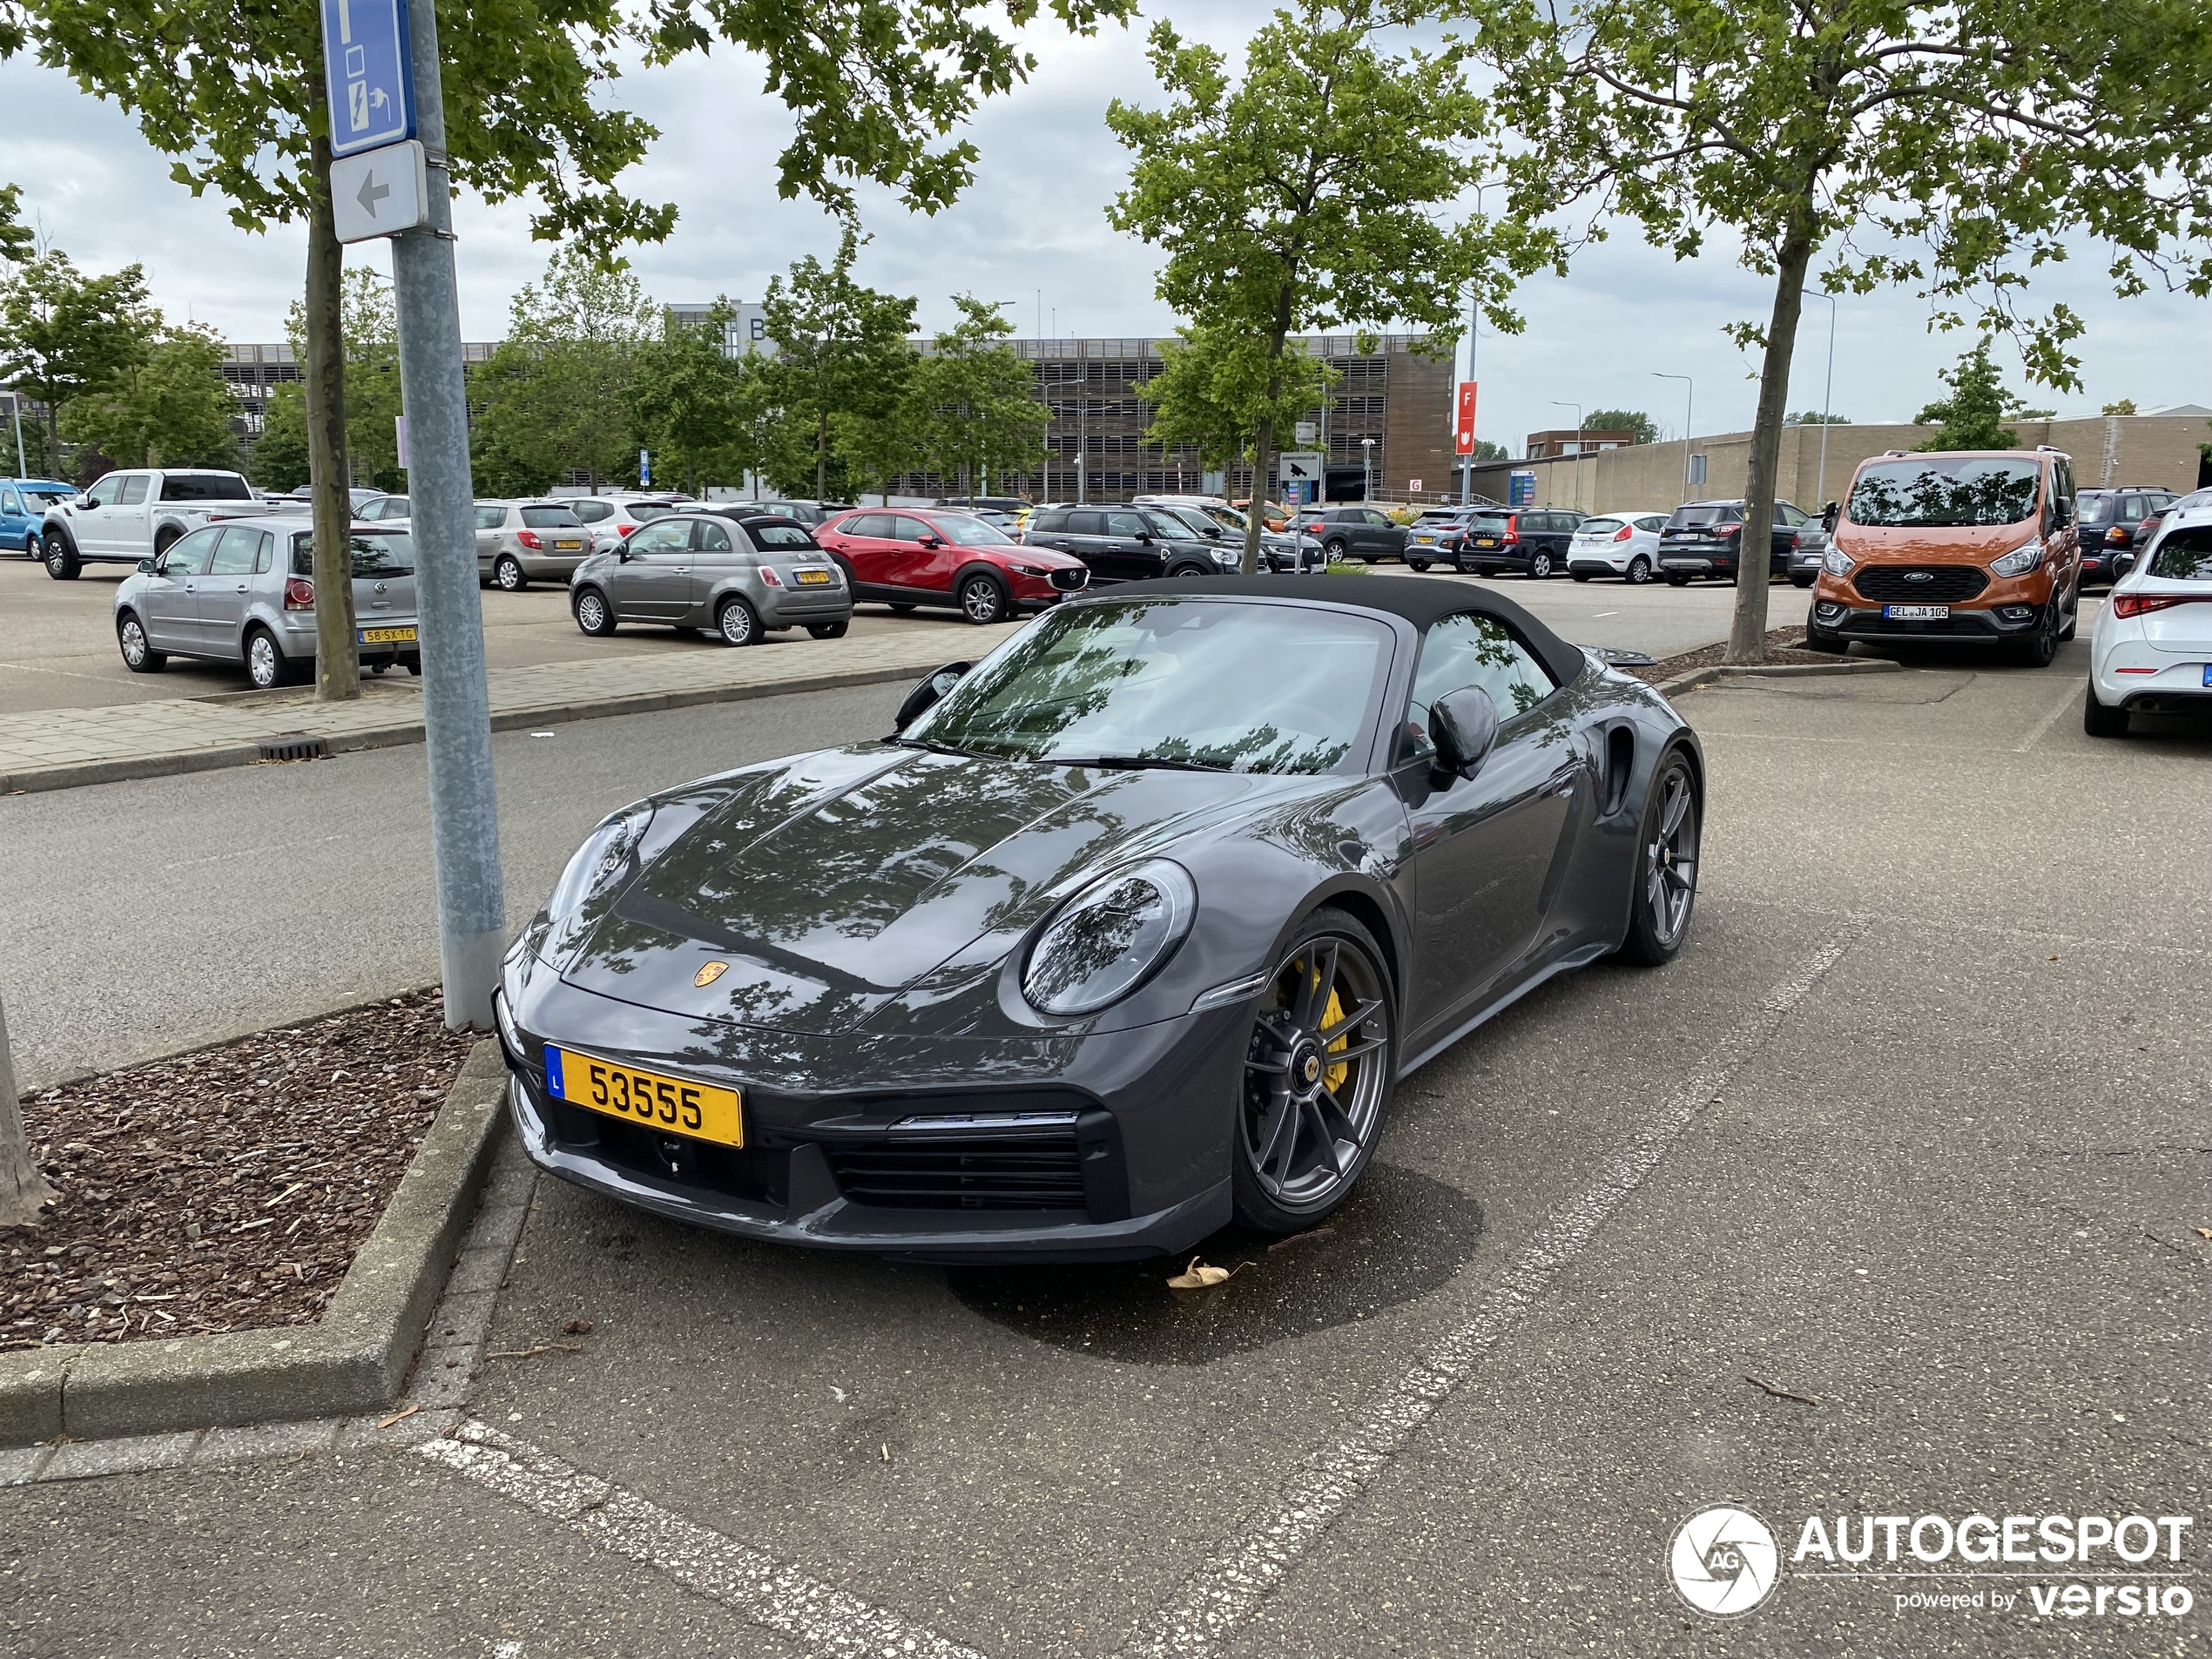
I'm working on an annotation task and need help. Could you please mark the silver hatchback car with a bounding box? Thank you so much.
[568,509,853,645]
[476,500,592,590]
[113,516,419,689]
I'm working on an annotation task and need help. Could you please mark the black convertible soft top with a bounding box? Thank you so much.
[1103,573,1590,688]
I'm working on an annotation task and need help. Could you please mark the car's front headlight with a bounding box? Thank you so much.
[1212,545,1241,565]
[1022,860,1197,1016]
[1010,563,1049,577]
[1823,545,1855,577]
[1991,539,2045,577]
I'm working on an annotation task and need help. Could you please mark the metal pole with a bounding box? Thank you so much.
[1076,339,1086,505]
[1817,294,1837,506]
[1654,373,1692,505]
[9,393,24,478]
[391,0,505,1031]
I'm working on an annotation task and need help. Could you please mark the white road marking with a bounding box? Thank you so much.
[418,1420,990,1659]
[2013,678,2088,753]
[1116,917,1872,1659]
[1592,610,1619,618]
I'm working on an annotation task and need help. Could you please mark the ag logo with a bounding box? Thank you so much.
[1669,1504,1780,1617]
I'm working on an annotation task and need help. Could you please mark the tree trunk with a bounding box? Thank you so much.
[815,408,827,502]
[0,992,57,1228]
[304,129,361,699]
[1730,222,1817,664]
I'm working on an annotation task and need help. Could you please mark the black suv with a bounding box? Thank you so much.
[2077,488,2178,585]
[1018,505,1239,583]
[1456,508,1585,577]
[1295,504,1409,563]
[1657,498,1811,584]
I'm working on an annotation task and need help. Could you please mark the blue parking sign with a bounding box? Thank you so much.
[320,0,415,158]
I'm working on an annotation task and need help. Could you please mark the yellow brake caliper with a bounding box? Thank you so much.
[1295,957,1352,1094]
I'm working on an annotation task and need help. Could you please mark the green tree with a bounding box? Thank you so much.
[1912,342,2054,450]
[757,229,917,501]
[475,247,658,491]
[0,252,152,477]
[1467,437,1507,462]
[908,296,1045,498]
[1107,0,1517,571]
[1465,0,2212,659]
[287,268,402,490]
[2101,398,2138,416]
[627,301,753,495]
[1140,321,1335,488]
[1785,410,1851,426]
[1584,408,1658,445]
[63,321,239,469]
[252,381,312,493]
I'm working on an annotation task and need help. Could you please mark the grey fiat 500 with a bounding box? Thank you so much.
[112,516,419,688]
[568,509,854,646]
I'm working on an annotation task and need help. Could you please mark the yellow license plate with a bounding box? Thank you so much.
[358,625,417,644]
[554,538,583,551]
[546,1048,743,1148]
[794,569,832,585]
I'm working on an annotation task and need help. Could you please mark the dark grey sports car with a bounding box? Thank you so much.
[495,576,1703,1261]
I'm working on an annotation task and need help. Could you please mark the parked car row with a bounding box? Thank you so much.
[2085,494,2212,734]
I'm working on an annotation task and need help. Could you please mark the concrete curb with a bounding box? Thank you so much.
[0,657,937,797]
[1654,658,1903,698]
[0,1040,509,1447]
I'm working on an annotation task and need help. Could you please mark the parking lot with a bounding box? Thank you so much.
[0,549,1766,717]
[4,631,2208,1656]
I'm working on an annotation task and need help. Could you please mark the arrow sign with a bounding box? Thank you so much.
[330,139,428,242]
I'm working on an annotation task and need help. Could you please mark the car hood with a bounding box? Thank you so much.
[1832,521,2041,563]
[560,745,1323,1035]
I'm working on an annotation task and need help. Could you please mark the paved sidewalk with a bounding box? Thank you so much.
[0,630,968,794]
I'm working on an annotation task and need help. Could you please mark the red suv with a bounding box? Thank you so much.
[814,508,1089,624]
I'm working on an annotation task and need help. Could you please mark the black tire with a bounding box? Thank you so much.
[494,554,528,592]
[244,626,296,690]
[958,571,1009,624]
[1571,570,1592,583]
[1615,747,1700,967]
[2083,684,2130,738]
[1454,552,1478,575]
[42,534,79,580]
[715,594,761,646]
[117,610,166,673]
[403,657,422,677]
[1323,537,1349,563]
[1662,571,1691,588]
[888,603,918,615]
[1804,623,1849,654]
[1407,558,1433,572]
[1791,573,1815,589]
[1528,550,1554,579]
[152,525,181,557]
[806,620,849,640]
[572,586,617,637]
[1231,907,1397,1235]
[1166,561,1211,578]
[1626,555,1652,585]
[2010,601,2060,668]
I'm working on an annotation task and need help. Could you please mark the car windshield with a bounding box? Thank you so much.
[160,473,253,502]
[521,505,583,529]
[1578,517,1624,535]
[1669,505,1739,528]
[290,530,414,577]
[911,597,1393,774]
[24,488,71,507]
[933,515,1011,546]
[1849,458,2040,527]
[2151,526,2212,580]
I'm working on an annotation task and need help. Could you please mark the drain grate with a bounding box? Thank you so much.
[254,734,329,763]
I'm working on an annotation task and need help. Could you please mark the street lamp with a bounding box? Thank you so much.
[1816,294,1838,508]
[1360,435,1376,502]
[1549,400,1582,511]
[1459,182,1491,507]
[1653,373,1693,504]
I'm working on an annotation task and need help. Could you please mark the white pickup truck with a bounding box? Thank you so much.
[35,468,263,580]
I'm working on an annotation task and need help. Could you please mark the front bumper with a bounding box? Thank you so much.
[499,968,1241,1262]
[1810,597,2047,644]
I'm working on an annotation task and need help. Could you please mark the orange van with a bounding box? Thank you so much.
[1804,448,2081,666]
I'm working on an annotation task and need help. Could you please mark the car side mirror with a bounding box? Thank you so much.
[2054,497,2075,529]
[1429,686,1501,780]
[2114,551,2136,577]
[136,557,154,574]
[918,535,942,549]
[1822,502,1840,534]
[894,661,973,731]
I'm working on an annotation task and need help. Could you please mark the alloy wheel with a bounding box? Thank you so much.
[1627,555,1651,584]
[718,597,758,645]
[1643,762,1699,949]
[1241,936,1391,1212]
[961,576,1005,624]
[496,556,525,591]
[1530,551,1553,578]
[575,591,609,634]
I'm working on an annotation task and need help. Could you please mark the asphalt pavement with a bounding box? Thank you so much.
[5,638,2210,1656]
[0,553,1747,715]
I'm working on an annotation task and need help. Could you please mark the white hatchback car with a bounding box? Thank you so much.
[2085,502,2212,737]
[1568,511,1671,583]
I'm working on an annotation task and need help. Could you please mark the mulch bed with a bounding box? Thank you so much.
[3,989,476,1353]
[1623,625,1844,685]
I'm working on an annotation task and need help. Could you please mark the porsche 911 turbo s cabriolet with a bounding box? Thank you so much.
[495,576,1703,1261]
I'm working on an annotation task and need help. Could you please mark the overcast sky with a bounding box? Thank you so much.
[3,1,2206,457]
